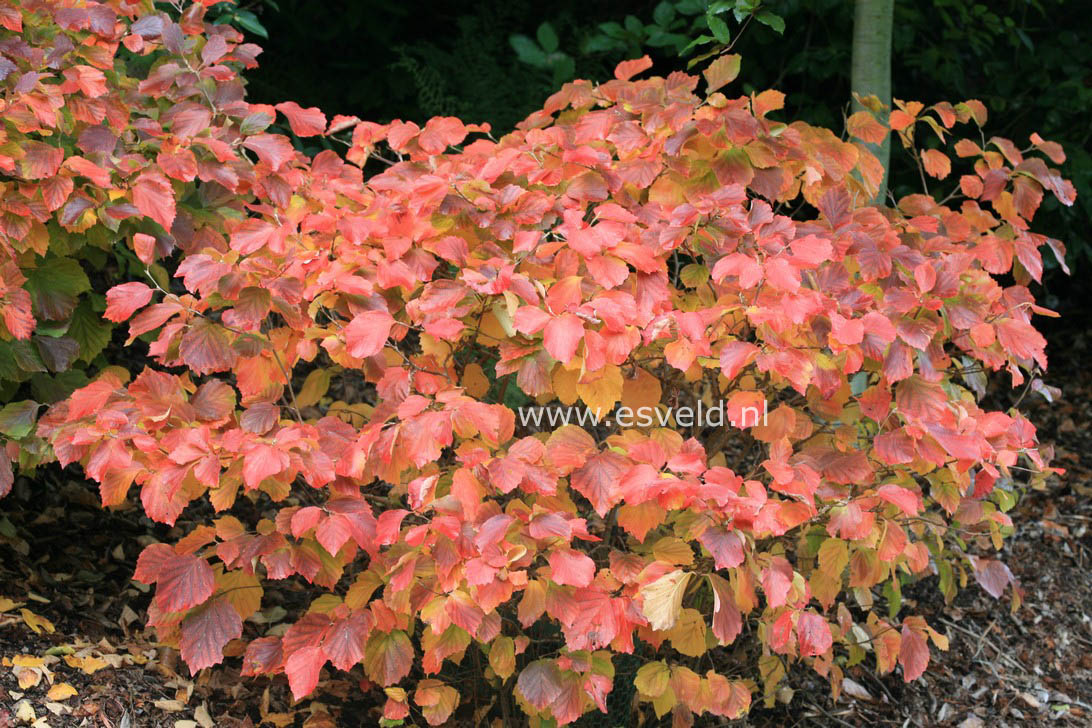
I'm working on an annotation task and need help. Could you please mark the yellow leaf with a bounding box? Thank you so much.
[616,501,666,543]
[294,368,331,408]
[64,654,109,674]
[817,538,849,580]
[634,660,670,698]
[477,310,510,343]
[344,570,383,609]
[20,609,55,634]
[666,608,707,657]
[620,367,662,413]
[488,637,515,680]
[576,364,623,414]
[13,655,45,668]
[307,593,343,614]
[0,596,21,612]
[216,569,263,620]
[47,683,78,701]
[551,365,580,406]
[461,362,491,398]
[651,537,694,566]
[384,687,407,702]
[640,570,691,631]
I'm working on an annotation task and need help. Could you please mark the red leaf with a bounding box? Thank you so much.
[898,624,930,682]
[972,558,1014,599]
[345,310,395,359]
[875,484,922,516]
[275,101,327,137]
[702,54,741,92]
[285,645,326,699]
[548,548,596,588]
[996,317,1047,366]
[376,509,409,545]
[180,597,243,672]
[543,314,584,362]
[830,313,864,346]
[242,133,295,171]
[419,117,467,155]
[20,142,64,179]
[230,218,277,254]
[698,527,745,570]
[316,513,353,555]
[895,376,949,421]
[761,557,793,608]
[242,636,284,676]
[719,341,758,380]
[570,451,628,517]
[324,611,375,671]
[708,573,742,645]
[545,425,598,473]
[133,543,175,584]
[921,149,951,179]
[132,171,177,230]
[363,630,414,686]
[797,612,833,657]
[0,452,11,498]
[104,282,154,322]
[517,659,563,710]
[2,288,35,340]
[155,553,215,613]
[179,319,237,374]
[614,55,653,82]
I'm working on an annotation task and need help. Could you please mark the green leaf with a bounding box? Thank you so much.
[24,257,91,321]
[706,13,732,44]
[68,300,113,364]
[509,34,547,67]
[551,55,576,86]
[231,9,268,38]
[682,33,715,55]
[755,10,785,34]
[0,400,39,439]
[598,21,628,39]
[536,22,559,54]
[653,1,676,27]
[31,369,89,404]
[240,112,274,136]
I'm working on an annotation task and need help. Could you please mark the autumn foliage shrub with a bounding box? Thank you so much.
[3,1,1076,725]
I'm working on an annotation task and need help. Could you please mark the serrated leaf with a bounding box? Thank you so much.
[0,400,39,439]
[640,570,690,631]
[68,301,112,363]
[24,257,91,321]
[180,597,243,672]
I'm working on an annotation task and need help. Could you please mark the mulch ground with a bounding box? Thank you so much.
[2,322,1090,728]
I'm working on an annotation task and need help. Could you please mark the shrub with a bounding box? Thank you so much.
[0,0,267,492]
[20,2,1074,725]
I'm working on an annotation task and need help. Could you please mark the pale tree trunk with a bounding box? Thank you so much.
[851,0,894,202]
